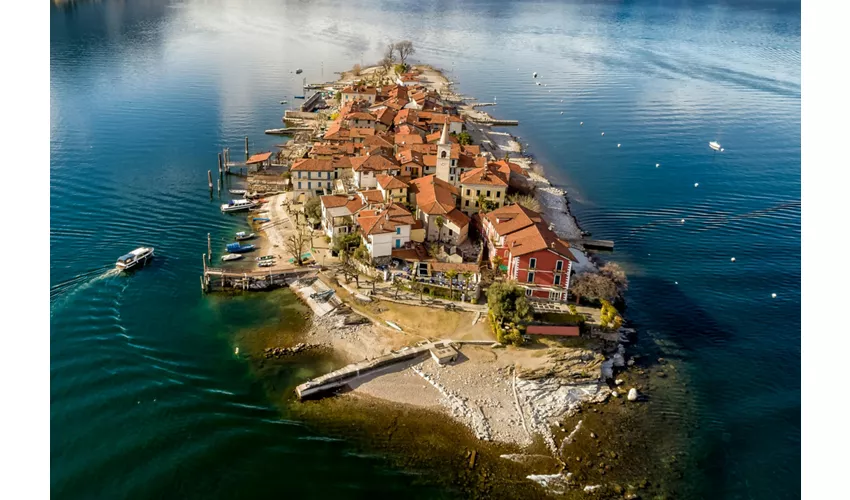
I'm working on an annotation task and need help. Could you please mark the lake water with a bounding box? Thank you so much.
[51,0,800,498]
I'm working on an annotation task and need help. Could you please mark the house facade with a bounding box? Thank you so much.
[482,204,576,302]
[357,204,416,263]
[320,194,364,238]
[459,164,508,215]
[290,159,335,198]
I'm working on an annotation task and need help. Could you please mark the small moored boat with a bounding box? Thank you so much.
[116,247,154,271]
[252,217,270,222]
[294,95,305,99]
[295,68,303,74]
[235,231,255,241]
[226,242,256,253]
[221,199,257,213]
[256,255,275,261]
[258,260,275,268]
[229,189,247,195]
[221,254,243,262]
[709,141,722,151]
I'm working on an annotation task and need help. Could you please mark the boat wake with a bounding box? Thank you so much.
[50,267,123,316]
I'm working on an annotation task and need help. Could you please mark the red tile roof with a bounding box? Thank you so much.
[460,164,508,187]
[359,190,384,204]
[394,133,424,145]
[350,153,400,173]
[321,195,364,215]
[526,326,580,337]
[358,203,416,235]
[376,174,409,190]
[291,158,334,172]
[483,204,543,237]
[246,152,273,164]
[490,159,529,178]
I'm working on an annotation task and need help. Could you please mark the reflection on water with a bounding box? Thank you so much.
[51,0,799,498]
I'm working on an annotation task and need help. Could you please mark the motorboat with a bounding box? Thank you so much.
[294,95,305,99]
[258,260,275,268]
[221,199,257,213]
[226,242,256,253]
[709,141,722,151]
[116,247,154,271]
[295,68,303,74]
[252,217,270,222]
[229,189,247,195]
[221,254,244,262]
[235,231,255,241]
[256,255,275,261]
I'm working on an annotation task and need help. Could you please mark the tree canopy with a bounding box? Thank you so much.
[569,272,619,304]
[304,196,322,221]
[394,40,415,65]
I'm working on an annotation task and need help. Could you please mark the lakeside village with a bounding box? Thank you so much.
[207,51,653,495]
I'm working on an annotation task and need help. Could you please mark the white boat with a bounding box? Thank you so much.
[258,260,275,267]
[235,231,255,241]
[709,141,722,151]
[221,254,244,262]
[221,199,257,213]
[116,247,154,271]
[229,189,247,195]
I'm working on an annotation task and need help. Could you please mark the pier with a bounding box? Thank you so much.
[265,127,313,135]
[472,118,519,126]
[200,263,318,293]
[471,102,497,108]
[581,239,615,251]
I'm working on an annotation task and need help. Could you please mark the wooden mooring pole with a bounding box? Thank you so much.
[217,178,221,197]
[218,153,223,178]
[245,136,249,160]
[207,170,213,191]
[207,233,212,263]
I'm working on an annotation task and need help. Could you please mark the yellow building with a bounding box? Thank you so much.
[459,164,509,216]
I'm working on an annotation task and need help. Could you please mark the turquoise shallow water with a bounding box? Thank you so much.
[51,0,800,498]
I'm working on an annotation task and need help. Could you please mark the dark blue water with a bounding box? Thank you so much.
[51,0,800,498]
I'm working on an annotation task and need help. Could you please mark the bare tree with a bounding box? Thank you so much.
[394,40,415,66]
[392,278,405,299]
[569,272,618,304]
[351,63,362,76]
[600,262,628,291]
[381,44,395,71]
[284,224,310,266]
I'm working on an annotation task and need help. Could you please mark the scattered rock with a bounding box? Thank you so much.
[612,484,624,494]
[657,371,667,378]
[627,359,635,366]
[590,432,597,439]
[615,378,624,386]
[611,391,619,398]
[612,353,625,367]
[583,485,601,492]
[628,388,639,401]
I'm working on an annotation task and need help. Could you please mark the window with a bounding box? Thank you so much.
[556,260,563,272]
[441,151,447,158]
[529,258,537,270]
[465,200,469,207]
[496,191,501,198]
[466,189,471,195]
[308,182,311,189]
[297,181,302,189]
[475,201,479,207]
[395,239,401,248]
[527,271,535,283]
[298,171,302,178]
[525,288,533,297]
[550,291,561,301]
[476,190,481,196]
[486,190,491,197]
[448,229,453,236]
[396,227,400,235]
[554,274,562,286]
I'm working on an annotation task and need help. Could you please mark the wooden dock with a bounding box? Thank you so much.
[473,118,519,126]
[582,239,615,250]
[471,102,497,108]
[265,127,313,135]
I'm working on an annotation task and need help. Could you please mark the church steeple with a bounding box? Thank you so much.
[439,122,449,145]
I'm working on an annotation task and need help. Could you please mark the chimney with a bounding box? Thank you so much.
[550,241,555,249]
[548,222,555,231]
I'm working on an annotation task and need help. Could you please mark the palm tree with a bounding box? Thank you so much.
[410,280,424,302]
[392,278,405,299]
[434,216,446,243]
[445,269,458,300]
[492,255,504,277]
[461,271,473,302]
